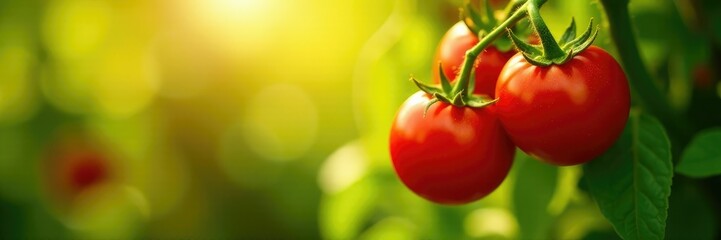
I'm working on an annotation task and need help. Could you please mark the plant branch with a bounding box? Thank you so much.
[598,0,675,124]
[452,1,531,97]
[599,0,696,149]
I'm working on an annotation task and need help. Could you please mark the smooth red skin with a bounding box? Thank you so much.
[495,46,630,166]
[433,21,516,98]
[389,91,515,205]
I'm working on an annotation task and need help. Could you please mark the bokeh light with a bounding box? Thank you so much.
[42,0,111,61]
[318,140,368,194]
[0,22,38,124]
[0,0,717,238]
[241,83,318,162]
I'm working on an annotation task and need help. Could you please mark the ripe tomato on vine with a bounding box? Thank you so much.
[495,46,630,165]
[389,92,514,204]
[433,21,515,98]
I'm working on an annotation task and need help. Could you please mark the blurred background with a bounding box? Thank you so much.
[0,0,719,239]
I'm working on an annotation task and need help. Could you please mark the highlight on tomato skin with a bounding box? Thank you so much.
[432,21,516,98]
[494,46,631,166]
[389,91,515,205]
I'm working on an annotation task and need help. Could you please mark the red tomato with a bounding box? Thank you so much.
[433,21,516,98]
[389,91,515,204]
[42,137,116,205]
[495,46,630,166]
[63,152,109,194]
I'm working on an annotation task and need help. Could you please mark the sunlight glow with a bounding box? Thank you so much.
[180,0,276,58]
[318,141,368,194]
[465,208,518,239]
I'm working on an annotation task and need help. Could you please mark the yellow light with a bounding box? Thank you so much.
[318,141,368,194]
[42,0,111,60]
[0,39,38,124]
[94,45,158,119]
[465,208,519,239]
[178,0,276,59]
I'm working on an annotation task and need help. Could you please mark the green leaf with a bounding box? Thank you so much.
[513,150,558,240]
[676,128,721,178]
[358,217,416,240]
[583,113,673,240]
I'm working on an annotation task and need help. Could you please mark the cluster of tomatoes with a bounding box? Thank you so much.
[389,19,630,205]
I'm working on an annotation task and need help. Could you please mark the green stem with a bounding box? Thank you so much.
[452,1,531,96]
[598,2,675,120]
[599,0,691,139]
[527,0,566,60]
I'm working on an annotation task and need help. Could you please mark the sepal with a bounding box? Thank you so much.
[563,18,595,49]
[466,95,499,108]
[412,76,443,95]
[508,28,542,55]
[451,91,466,106]
[437,62,453,95]
[559,18,576,46]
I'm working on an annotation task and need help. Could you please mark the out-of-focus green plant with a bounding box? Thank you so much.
[0,0,720,239]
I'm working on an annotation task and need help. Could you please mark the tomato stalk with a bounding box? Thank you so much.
[598,0,668,117]
[525,0,567,62]
[601,0,672,122]
[414,0,534,109]
[598,0,691,139]
[506,0,597,66]
[451,0,530,99]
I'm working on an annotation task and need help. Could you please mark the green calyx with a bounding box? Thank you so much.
[409,0,534,112]
[412,63,498,112]
[507,0,599,66]
[461,0,523,52]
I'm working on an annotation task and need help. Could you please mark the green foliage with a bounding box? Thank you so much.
[584,113,673,240]
[319,177,380,240]
[677,128,721,178]
[665,180,718,240]
[513,151,558,240]
[358,217,417,240]
[1,0,721,239]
